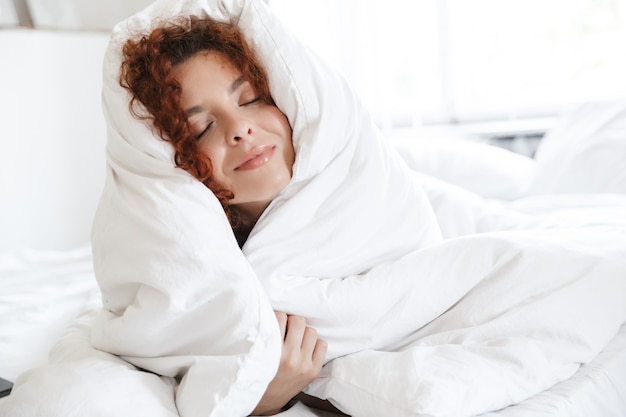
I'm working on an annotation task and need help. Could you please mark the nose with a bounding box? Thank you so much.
[226,116,252,145]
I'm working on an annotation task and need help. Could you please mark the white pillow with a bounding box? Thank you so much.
[392,138,535,200]
[529,99,626,195]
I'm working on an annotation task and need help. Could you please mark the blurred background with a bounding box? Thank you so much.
[270,0,626,149]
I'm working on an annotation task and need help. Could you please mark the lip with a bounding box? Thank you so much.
[235,145,276,171]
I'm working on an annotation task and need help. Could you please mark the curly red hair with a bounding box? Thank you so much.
[119,15,273,224]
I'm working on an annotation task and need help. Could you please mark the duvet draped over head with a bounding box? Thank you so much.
[90,0,626,416]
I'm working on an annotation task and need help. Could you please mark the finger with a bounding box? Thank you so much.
[275,311,288,340]
[300,326,319,356]
[284,315,306,349]
[312,339,328,369]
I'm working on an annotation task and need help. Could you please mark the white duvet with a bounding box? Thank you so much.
[2,0,626,417]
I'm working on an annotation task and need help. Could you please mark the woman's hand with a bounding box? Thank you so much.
[251,312,327,416]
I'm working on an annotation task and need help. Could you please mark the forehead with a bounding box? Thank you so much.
[173,51,241,88]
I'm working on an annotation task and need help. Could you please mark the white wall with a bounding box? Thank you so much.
[0,30,110,253]
[26,0,155,30]
[0,0,19,25]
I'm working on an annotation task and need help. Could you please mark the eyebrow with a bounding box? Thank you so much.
[229,76,246,94]
[184,76,247,117]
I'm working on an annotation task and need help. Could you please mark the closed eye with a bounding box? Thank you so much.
[238,81,260,106]
[195,122,213,141]
[241,96,260,106]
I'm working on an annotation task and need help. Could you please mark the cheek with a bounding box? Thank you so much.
[266,107,292,140]
[280,115,293,138]
[279,117,295,163]
[198,142,226,174]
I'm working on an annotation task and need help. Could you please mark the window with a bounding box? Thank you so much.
[269,0,626,130]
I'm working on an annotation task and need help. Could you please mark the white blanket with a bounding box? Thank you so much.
[2,0,626,416]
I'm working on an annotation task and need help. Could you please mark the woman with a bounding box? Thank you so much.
[119,16,333,415]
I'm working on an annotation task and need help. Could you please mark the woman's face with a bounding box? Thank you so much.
[173,51,295,218]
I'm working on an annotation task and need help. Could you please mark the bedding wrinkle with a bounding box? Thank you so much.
[303,225,626,416]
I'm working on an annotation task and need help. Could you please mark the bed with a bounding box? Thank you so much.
[1,102,625,417]
[1,0,626,416]
[0,252,625,417]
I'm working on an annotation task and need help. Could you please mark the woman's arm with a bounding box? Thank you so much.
[252,313,327,416]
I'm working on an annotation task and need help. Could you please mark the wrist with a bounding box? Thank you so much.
[251,396,294,416]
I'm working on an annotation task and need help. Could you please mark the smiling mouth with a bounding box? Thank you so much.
[235,145,276,171]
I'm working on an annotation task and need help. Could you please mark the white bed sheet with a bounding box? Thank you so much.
[1,248,625,416]
[0,247,100,385]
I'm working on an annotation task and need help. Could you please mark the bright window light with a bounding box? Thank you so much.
[269,0,626,128]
